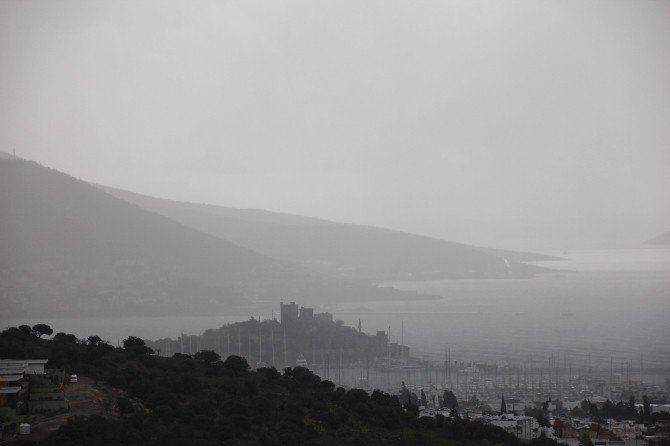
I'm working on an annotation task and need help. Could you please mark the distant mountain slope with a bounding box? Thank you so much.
[645,231,670,245]
[0,159,421,318]
[473,246,562,263]
[99,186,548,282]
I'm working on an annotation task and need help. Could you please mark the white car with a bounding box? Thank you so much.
[70,374,78,383]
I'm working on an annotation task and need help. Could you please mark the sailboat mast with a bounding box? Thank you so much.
[387,326,391,368]
[271,327,275,365]
[401,320,404,364]
[258,318,262,364]
[283,324,287,367]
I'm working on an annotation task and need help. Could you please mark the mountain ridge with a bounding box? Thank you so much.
[0,158,424,318]
[645,231,670,245]
[97,184,552,282]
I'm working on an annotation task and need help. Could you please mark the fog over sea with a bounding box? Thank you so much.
[358,246,670,369]
[3,247,669,370]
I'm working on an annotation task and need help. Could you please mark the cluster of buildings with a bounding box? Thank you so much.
[279,301,333,324]
[412,384,669,445]
[281,301,411,366]
[418,401,667,445]
[0,359,68,419]
[150,301,412,371]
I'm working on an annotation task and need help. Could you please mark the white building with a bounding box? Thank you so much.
[487,414,540,441]
[0,359,48,375]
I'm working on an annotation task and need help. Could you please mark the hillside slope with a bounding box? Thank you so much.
[0,328,525,446]
[0,159,420,318]
[100,186,548,282]
[645,231,670,245]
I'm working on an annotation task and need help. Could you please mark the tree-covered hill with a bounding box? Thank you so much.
[0,326,552,446]
[146,314,403,370]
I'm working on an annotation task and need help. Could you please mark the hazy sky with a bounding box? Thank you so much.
[2,0,669,250]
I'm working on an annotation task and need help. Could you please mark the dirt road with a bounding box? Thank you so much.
[3,376,124,444]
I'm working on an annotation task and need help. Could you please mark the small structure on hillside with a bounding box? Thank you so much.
[0,359,69,417]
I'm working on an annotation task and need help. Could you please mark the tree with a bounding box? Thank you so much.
[602,399,616,419]
[1,327,27,339]
[420,389,428,407]
[642,395,651,422]
[579,431,594,446]
[570,405,586,418]
[54,332,78,343]
[627,395,638,419]
[443,390,458,410]
[400,382,410,406]
[194,349,221,364]
[222,355,250,376]
[501,395,507,413]
[32,323,53,337]
[122,336,153,355]
[19,325,32,336]
[409,391,419,407]
[580,399,590,414]
[88,335,103,345]
[536,412,550,427]
[116,397,134,415]
[580,399,599,417]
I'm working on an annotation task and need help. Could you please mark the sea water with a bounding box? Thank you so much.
[2,247,669,369]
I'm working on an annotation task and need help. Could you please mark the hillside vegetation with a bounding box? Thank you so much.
[0,326,557,446]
